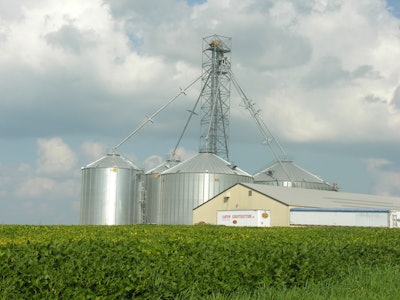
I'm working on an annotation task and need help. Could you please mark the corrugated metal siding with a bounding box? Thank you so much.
[145,159,181,224]
[159,171,253,224]
[290,209,391,227]
[291,207,390,213]
[158,153,254,225]
[80,153,144,225]
[80,166,143,225]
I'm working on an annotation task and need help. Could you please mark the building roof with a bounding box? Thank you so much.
[161,152,252,176]
[240,183,400,210]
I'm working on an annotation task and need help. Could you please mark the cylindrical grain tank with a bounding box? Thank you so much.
[80,152,144,225]
[158,152,254,225]
[254,159,338,191]
[144,159,181,224]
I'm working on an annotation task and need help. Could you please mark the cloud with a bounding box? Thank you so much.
[170,146,197,161]
[7,137,81,201]
[301,56,349,88]
[80,141,107,162]
[364,94,387,104]
[14,177,55,198]
[36,137,77,175]
[391,85,400,110]
[1,0,400,224]
[45,24,96,55]
[0,0,174,139]
[142,147,197,171]
[1,0,399,145]
[1,138,81,224]
[143,155,164,172]
[302,59,383,90]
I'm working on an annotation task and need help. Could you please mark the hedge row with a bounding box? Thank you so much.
[1,225,400,299]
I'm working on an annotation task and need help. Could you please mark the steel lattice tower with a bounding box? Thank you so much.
[199,35,232,161]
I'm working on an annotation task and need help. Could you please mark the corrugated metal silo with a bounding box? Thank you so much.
[80,152,144,225]
[254,159,338,191]
[158,152,254,225]
[144,159,181,224]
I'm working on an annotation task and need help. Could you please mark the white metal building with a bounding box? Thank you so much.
[193,183,400,227]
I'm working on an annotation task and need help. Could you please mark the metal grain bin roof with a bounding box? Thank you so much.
[161,152,252,176]
[145,159,181,174]
[85,152,141,170]
[254,159,327,184]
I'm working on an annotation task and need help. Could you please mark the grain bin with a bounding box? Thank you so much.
[80,152,144,225]
[158,152,254,225]
[254,159,338,191]
[144,159,181,224]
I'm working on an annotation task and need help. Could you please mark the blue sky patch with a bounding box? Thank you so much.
[387,0,400,18]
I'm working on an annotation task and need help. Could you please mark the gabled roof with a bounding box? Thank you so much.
[239,183,400,210]
[161,152,252,176]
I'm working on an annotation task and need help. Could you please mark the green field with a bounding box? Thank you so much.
[1,225,400,299]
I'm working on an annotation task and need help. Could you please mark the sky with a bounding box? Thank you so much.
[1,0,400,224]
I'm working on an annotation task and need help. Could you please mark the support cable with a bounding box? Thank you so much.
[229,70,293,183]
[112,71,205,152]
[170,69,212,159]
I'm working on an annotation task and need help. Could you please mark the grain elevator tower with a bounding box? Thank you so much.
[199,35,232,161]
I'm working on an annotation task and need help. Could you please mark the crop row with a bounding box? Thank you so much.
[1,225,400,299]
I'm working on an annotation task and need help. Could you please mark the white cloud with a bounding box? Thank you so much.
[13,172,76,200]
[269,1,298,29]
[14,177,55,198]
[6,138,81,201]
[36,137,77,175]
[261,1,400,143]
[169,146,197,161]
[143,155,164,172]
[80,141,107,162]
[142,147,197,171]
[1,0,399,144]
[0,138,81,223]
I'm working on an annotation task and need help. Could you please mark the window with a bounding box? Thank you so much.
[248,190,252,196]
